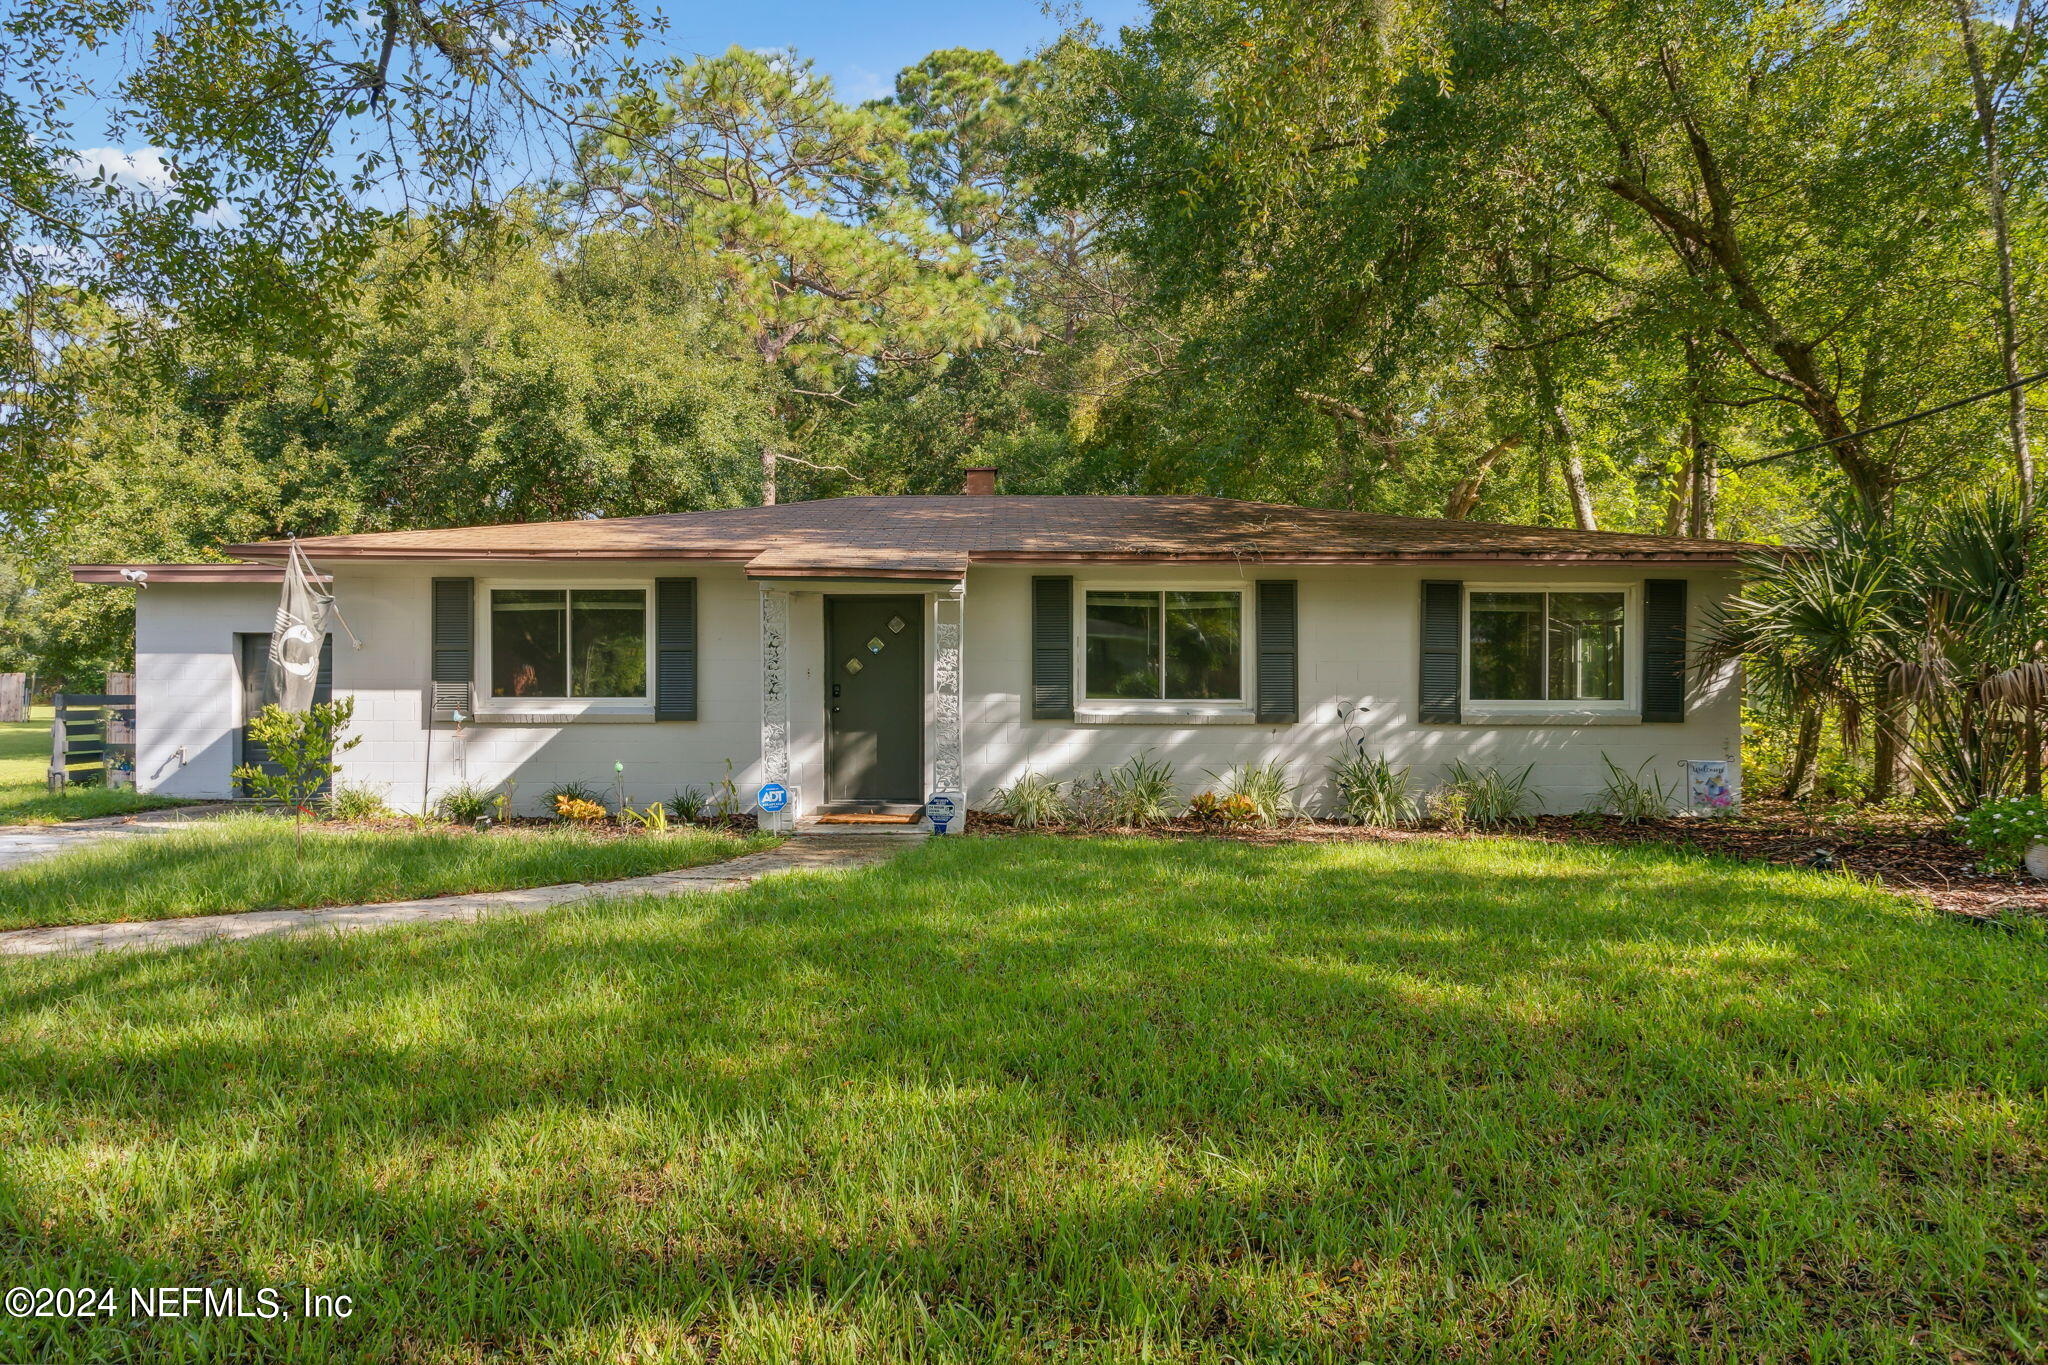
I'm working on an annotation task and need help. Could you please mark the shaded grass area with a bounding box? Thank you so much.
[1,835,2043,1362]
[0,712,181,825]
[0,815,778,930]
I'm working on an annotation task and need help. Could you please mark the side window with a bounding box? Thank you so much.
[1468,591,1625,703]
[1083,589,1244,701]
[489,588,648,699]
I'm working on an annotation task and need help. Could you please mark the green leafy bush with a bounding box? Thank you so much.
[436,781,500,824]
[1071,753,1178,828]
[993,772,1069,829]
[231,698,360,823]
[1329,750,1418,826]
[1209,760,1297,827]
[1594,755,1677,823]
[1433,760,1537,829]
[669,786,709,823]
[321,783,391,822]
[1956,796,2048,871]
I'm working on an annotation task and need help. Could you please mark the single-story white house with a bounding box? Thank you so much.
[74,469,1750,826]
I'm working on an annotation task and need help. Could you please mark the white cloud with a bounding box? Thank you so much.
[841,65,892,103]
[64,146,178,201]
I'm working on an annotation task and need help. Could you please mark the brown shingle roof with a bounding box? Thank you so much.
[217,495,1755,576]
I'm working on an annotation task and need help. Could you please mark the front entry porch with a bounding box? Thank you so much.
[755,576,965,831]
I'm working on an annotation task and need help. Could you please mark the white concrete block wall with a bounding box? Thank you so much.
[132,557,1739,818]
[959,564,1741,815]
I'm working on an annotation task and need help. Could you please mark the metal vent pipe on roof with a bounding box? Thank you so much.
[962,466,998,495]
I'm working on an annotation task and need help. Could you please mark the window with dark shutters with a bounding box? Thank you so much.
[1419,580,1463,723]
[1031,576,1074,720]
[1641,579,1689,723]
[654,578,698,720]
[1255,580,1298,723]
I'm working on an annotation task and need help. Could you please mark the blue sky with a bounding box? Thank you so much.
[654,0,1148,102]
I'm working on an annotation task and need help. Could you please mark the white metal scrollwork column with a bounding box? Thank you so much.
[933,583,965,799]
[759,588,791,785]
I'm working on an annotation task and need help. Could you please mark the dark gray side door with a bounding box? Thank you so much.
[236,633,333,796]
[824,596,923,803]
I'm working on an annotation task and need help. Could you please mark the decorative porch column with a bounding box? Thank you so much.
[933,582,965,801]
[759,587,791,786]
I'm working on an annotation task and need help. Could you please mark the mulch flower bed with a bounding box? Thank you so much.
[967,803,2048,922]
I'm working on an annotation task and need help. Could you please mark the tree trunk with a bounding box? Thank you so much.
[1955,0,2034,500]
[1445,435,1524,519]
[1531,347,1597,530]
[1869,687,1910,803]
[1781,708,1823,801]
[1683,334,1719,537]
[1663,455,1694,536]
[2027,704,2042,797]
[760,443,777,507]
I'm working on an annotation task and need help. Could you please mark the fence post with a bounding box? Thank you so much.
[48,693,67,793]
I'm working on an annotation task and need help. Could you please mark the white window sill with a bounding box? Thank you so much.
[1458,708,1641,727]
[1074,704,1258,726]
[471,705,656,726]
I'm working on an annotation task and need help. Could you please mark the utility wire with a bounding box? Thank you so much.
[1725,369,2048,471]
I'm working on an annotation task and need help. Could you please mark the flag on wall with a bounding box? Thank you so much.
[268,540,333,712]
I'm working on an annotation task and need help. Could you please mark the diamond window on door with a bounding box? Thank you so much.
[888,615,906,634]
[845,658,863,674]
[868,637,885,653]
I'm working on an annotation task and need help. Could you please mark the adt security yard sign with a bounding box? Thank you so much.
[757,783,789,814]
[925,792,958,834]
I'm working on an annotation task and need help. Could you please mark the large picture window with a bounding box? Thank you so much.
[1084,589,1243,701]
[1468,590,1625,702]
[490,588,647,699]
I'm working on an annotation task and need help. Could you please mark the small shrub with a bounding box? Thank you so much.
[621,801,670,832]
[669,785,709,823]
[1189,791,1260,826]
[1427,786,1471,832]
[1433,760,1537,829]
[711,759,744,820]
[994,772,1069,829]
[1328,750,1418,826]
[232,698,360,818]
[543,781,602,817]
[321,782,391,822]
[1957,795,2048,872]
[1105,751,1178,826]
[436,781,500,824]
[1594,754,1676,823]
[555,794,610,824]
[1208,760,1297,827]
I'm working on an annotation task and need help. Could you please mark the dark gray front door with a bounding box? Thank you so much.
[236,632,332,796]
[825,596,922,803]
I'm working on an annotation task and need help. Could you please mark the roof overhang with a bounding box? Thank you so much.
[71,563,326,585]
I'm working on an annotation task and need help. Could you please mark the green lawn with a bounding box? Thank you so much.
[0,711,183,825]
[0,815,777,930]
[1,836,2042,1363]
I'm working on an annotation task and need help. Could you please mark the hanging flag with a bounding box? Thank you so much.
[267,540,332,712]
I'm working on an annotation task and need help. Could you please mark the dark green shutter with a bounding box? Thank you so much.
[1642,578,1688,723]
[1419,580,1462,723]
[1255,580,1298,723]
[654,577,698,721]
[430,578,474,710]
[1031,576,1073,720]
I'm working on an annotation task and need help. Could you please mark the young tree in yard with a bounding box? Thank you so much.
[232,698,361,850]
[575,48,1007,505]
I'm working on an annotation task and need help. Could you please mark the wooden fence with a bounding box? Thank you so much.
[0,673,24,723]
[50,694,137,791]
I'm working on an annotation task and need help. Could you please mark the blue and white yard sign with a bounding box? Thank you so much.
[757,782,789,814]
[926,792,958,834]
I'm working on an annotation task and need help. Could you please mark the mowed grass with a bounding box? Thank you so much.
[0,712,181,824]
[1,836,2044,1363]
[0,815,778,930]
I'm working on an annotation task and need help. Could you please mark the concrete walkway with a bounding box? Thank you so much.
[0,831,920,959]
[0,804,239,872]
